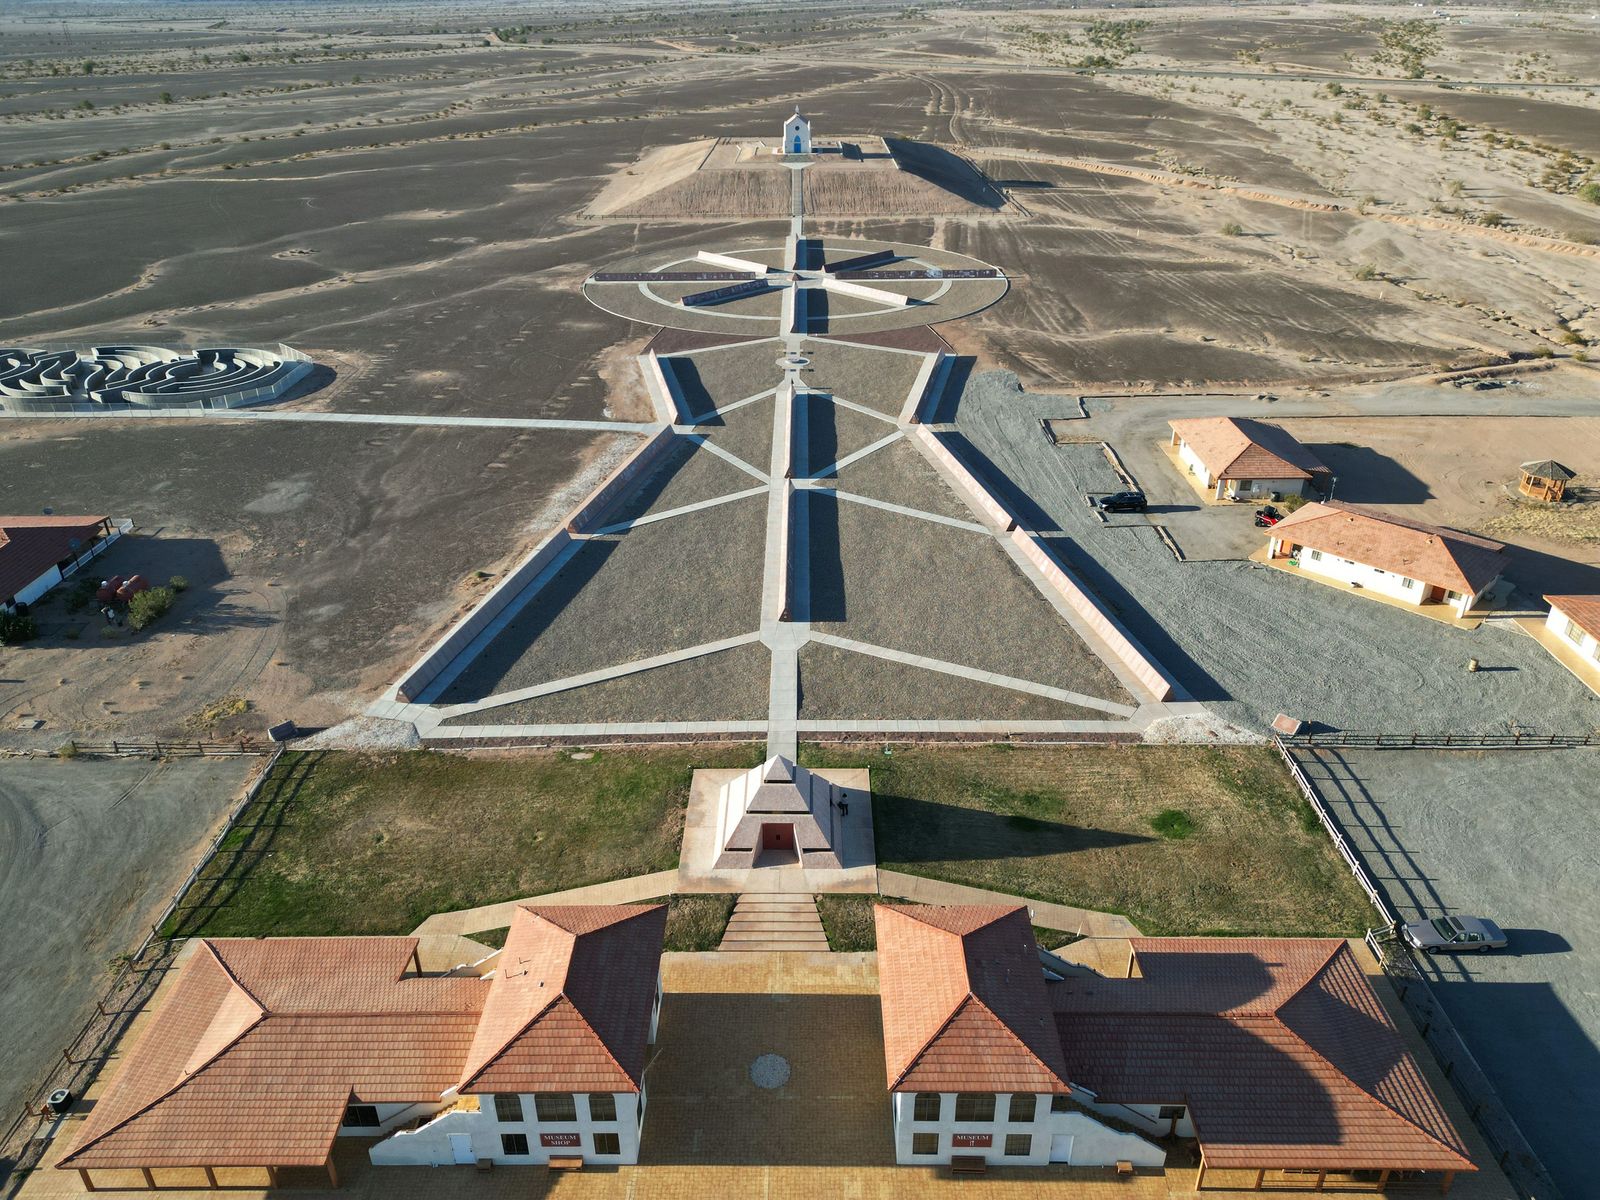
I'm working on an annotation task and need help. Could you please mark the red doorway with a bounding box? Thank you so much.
[757,823,797,866]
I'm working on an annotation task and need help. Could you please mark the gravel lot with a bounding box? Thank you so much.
[1301,746,1600,1198]
[441,642,770,726]
[953,371,1600,734]
[0,756,258,1135]
[797,641,1109,721]
[832,439,974,520]
[805,492,1132,703]
[440,494,766,701]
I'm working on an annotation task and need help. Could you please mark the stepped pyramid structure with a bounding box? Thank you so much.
[714,755,844,870]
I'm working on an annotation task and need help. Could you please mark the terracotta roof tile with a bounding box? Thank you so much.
[1545,594,1600,640]
[874,905,1069,1094]
[1169,418,1328,483]
[0,514,110,603]
[1268,501,1505,594]
[1052,939,1474,1173]
[458,904,666,1095]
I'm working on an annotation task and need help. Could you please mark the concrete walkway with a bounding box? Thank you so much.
[410,870,679,937]
[876,870,1141,938]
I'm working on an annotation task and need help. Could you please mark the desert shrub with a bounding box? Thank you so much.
[1279,493,1308,513]
[1220,221,1243,236]
[57,741,79,759]
[0,611,39,644]
[127,585,175,631]
[1353,262,1378,281]
[168,574,190,592]
[1478,210,1506,227]
[1578,182,1600,205]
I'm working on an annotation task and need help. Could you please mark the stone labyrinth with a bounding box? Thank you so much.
[376,162,1188,751]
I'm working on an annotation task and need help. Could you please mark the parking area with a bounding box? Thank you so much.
[948,371,1600,734]
[0,756,259,1138]
[1299,746,1600,1199]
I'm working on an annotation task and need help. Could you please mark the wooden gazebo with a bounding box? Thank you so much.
[1518,459,1575,503]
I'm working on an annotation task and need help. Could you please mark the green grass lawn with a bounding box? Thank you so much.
[165,746,761,938]
[802,743,1374,937]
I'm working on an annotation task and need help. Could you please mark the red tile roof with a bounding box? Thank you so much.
[874,905,1070,1094]
[59,904,666,1172]
[1052,939,1475,1173]
[1546,595,1600,641]
[1169,418,1328,483]
[459,904,667,1095]
[0,514,109,603]
[1269,501,1505,595]
[59,939,482,1170]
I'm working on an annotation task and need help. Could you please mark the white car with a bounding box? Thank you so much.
[1401,915,1507,952]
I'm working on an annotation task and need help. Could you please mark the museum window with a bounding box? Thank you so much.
[954,1093,995,1122]
[1051,1095,1070,1114]
[1401,577,1415,589]
[1158,1105,1187,1122]
[493,1094,523,1123]
[501,1133,529,1156]
[588,1093,617,1122]
[1567,618,1585,644]
[1308,549,1322,561]
[535,1093,577,1122]
[592,1132,621,1156]
[342,1104,380,1128]
[1008,1094,1036,1122]
[913,1093,941,1122]
[1004,1133,1031,1157]
[912,1133,939,1156]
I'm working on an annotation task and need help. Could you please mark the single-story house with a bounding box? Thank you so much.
[1543,595,1600,670]
[1168,417,1331,501]
[58,904,667,1191]
[0,514,125,612]
[876,905,1476,1193]
[1264,501,1506,619]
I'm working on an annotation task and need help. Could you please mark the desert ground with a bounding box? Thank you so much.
[2,1,1599,1195]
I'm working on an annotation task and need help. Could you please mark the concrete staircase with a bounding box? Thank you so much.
[717,894,829,952]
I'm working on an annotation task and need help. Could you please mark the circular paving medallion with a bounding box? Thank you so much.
[749,1053,791,1089]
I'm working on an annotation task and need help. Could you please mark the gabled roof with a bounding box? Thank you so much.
[874,905,1070,1094]
[0,514,108,601]
[1169,418,1328,482]
[59,938,483,1170]
[1269,501,1506,594]
[1051,939,1475,1173]
[457,904,666,1095]
[1546,594,1600,640]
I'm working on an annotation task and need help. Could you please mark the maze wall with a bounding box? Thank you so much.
[0,344,313,414]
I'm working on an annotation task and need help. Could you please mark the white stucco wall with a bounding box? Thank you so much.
[782,114,811,154]
[890,1092,1164,1168]
[1223,475,1308,500]
[11,565,63,609]
[1277,542,1427,606]
[368,1090,646,1167]
[1175,440,1213,489]
[1547,605,1600,664]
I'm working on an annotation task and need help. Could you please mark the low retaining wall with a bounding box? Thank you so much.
[564,425,676,533]
[821,276,911,307]
[911,424,1017,530]
[1009,530,1176,703]
[643,352,685,422]
[901,351,951,424]
[394,529,576,703]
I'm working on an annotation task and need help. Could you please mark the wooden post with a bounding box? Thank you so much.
[78,1168,97,1193]
[1254,1167,1265,1190]
[1195,1151,1207,1191]
[1440,1171,1455,1195]
[326,1156,340,1189]
[204,1166,218,1189]
[1378,1169,1391,1188]
[266,1165,279,1188]
[141,1166,156,1189]
[1315,1170,1326,1191]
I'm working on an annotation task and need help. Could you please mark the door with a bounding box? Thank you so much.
[449,1133,474,1164]
[762,824,794,850]
[1049,1134,1074,1163]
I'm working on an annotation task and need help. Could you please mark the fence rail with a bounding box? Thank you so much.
[0,747,280,1193]
[1282,730,1597,749]
[69,739,264,757]
[1277,736,1560,1200]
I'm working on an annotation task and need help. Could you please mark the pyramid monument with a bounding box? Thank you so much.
[714,755,845,870]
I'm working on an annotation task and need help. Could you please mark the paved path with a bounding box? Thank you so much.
[876,870,1141,938]
[410,870,680,937]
